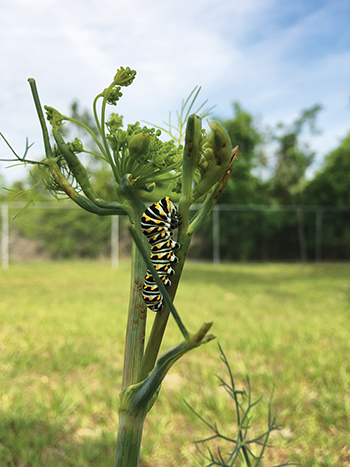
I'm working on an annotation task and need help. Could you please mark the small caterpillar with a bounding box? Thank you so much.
[141,197,180,312]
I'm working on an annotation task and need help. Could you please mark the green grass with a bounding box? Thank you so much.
[0,261,349,466]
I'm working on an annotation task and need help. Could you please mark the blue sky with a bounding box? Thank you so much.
[0,0,349,184]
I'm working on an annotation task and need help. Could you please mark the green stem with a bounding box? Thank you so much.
[93,92,120,182]
[47,160,126,216]
[114,412,145,467]
[52,127,97,201]
[28,79,53,159]
[118,184,148,390]
[178,198,192,244]
[122,236,147,390]
[99,90,121,183]
[138,310,170,381]
[116,323,214,467]
[181,115,201,200]
[93,94,103,136]
[62,116,107,157]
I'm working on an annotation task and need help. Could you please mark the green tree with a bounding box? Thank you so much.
[196,103,272,261]
[305,132,350,206]
[269,105,322,261]
[304,132,350,259]
[271,104,322,204]
[14,207,111,259]
[218,102,267,205]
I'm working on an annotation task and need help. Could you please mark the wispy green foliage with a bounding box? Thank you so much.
[145,86,215,146]
[186,344,295,467]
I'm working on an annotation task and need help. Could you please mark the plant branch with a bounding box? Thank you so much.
[27,79,53,160]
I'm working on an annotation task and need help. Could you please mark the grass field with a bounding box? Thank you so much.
[0,261,349,466]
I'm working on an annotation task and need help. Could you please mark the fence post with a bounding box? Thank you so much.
[213,205,220,265]
[315,209,323,263]
[111,215,119,269]
[1,202,9,269]
[296,208,308,262]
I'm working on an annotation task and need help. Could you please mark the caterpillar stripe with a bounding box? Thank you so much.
[141,197,180,312]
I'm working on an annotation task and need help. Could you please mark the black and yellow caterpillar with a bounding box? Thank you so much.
[141,197,180,312]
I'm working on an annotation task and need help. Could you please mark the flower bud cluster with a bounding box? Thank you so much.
[45,106,65,129]
[192,121,232,200]
[67,138,84,153]
[101,67,137,106]
[105,115,182,191]
[181,116,233,202]
[40,70,235,215]
[113,67,137,87]
[103,86,123,106]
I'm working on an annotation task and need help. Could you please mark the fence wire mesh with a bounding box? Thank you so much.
[1,202,350,268]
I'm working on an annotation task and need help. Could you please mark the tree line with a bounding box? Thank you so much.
[198,102,350,261]
[2,101,350,261]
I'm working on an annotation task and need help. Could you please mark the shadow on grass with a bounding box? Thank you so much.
[0,413,118,467]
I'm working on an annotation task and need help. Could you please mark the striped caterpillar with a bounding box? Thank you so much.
[141,197,180,312]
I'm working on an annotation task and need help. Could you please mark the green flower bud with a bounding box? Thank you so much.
[113,66,137,87]
[67,137,84,153]
[44,106,65,128]
[103,86,123,105]
[206,121,231,166]
[128,132,150,160]
[192,121,232,201]
[106,113,124,132]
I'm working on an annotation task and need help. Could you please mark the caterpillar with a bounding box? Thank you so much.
[141,197,180,312]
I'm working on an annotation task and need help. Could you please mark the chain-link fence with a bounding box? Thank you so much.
[204,204,350,263]
[1,202,350,268]
[0,202,127,269]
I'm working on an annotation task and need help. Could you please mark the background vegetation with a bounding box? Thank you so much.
[0,261,349,466]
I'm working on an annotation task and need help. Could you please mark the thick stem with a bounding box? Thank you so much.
[182,115,201,199]
[116,322,214,467]
[122,238,147,389]
[114,412,145,467]
[139,310,170,381]
[118,184,148,390]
